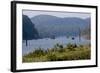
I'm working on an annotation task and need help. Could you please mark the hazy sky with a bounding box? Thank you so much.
[23,10,90,19]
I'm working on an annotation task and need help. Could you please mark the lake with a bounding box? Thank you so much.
[22,36,90,55]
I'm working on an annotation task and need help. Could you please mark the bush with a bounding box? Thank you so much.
[33,48,46,56]
[24,48,47,57]
[54,43,63,49]
[51,43,64,52]
[46,53,58,61]
[67,43,77,51]
[58,48,65,53]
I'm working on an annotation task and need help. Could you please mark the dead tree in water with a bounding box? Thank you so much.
[25,34,28,46]
[79,27,81,42]
[26,39,28,46]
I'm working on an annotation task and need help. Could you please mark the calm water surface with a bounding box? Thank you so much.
[22,36,90,55]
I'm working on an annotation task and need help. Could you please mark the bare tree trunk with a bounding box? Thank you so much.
[79,27,81,42]
[26,40,28,46]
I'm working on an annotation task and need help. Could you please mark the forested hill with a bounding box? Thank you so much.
[31,15,90,38]
[23,15,39,40]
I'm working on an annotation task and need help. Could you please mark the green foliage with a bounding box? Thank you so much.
[46,53,58,61]
[24,48,46,58]
[33,48,45,56]
[54,43,63,49]
[50,43,64,52]
[23,43,91,62]
[67,43,77,51]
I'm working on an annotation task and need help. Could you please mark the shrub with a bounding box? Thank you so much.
[46,53,58,61]
[23,48,47,62]
[67,43,77,51]
[30,48,46,57]
[59,44,63,48]
[58,48,65,53]
[54,43,63,49]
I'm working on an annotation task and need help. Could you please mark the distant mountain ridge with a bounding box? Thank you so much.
[31,15,90,38]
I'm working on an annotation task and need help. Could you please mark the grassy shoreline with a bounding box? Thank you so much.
[23,43,91,63]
